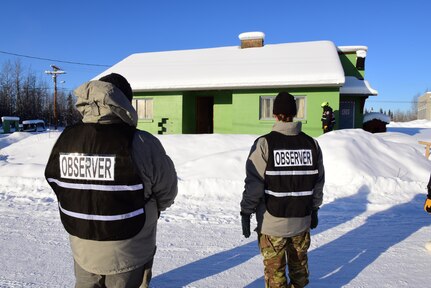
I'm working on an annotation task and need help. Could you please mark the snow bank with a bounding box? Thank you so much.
[1,123,431,287]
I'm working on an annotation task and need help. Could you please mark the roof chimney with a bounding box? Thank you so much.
[239,32,265,49]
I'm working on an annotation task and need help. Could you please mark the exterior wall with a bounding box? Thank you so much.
[213,92,233,134]
[181,91,233,134]
[339,52,365,79]
[293,87,340,137]
[418,92,431,120]
[338,51,369,129]
[182,92,196,133]
[134,88,340,136]
[134,92,183,134]
[230,88,339,137]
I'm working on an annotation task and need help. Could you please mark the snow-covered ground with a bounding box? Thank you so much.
[0,121,431,287]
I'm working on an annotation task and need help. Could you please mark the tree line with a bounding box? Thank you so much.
[364,108,418,122]
[0,59,81,128]
[364,93,419,122]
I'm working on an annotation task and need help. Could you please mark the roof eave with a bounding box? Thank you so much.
[133,81,345,93]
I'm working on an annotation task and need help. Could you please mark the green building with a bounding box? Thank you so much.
[1,116,20,133]
[96,32,377,137]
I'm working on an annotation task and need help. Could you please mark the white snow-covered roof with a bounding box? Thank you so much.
[95,40,346,92]
[363,112,391,124]
[338,46,368,53]
[1,116,20,121]
[22,119,45,124]
[340,76,378,96]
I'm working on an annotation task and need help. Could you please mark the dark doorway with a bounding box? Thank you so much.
[339,100,355,129]
[196,96,214,133]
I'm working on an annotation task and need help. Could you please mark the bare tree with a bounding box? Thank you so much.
[0,60,15,116]
[0,59,52,125]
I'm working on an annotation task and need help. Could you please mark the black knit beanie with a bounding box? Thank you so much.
[99,73,133,102]
[273,92,297,116]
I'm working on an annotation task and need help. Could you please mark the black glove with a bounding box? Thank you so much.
[241,212,251,238]
[310,208,319,229]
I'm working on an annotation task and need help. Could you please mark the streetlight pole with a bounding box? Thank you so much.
[45,65,66,130]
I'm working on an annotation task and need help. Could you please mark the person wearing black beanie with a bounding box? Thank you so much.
[241,91,325,287]
[273,91,297,117]
[99,73,133,102]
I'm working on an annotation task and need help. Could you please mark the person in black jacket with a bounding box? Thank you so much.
[321,102,335,133]
[424,173,431,214]
[45,73,177,288]
[241,92,325,288]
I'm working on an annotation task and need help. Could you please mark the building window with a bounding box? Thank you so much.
[259,95,306,120]
[295,96,306,120]
[132,98,153,120]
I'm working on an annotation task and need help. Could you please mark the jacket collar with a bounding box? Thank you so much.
[271,121,302,136]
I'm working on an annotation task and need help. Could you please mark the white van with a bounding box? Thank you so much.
[22,120,46,132]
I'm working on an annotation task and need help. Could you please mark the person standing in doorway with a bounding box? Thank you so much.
[321,102,335,133]
[45,73,178,288]
[240,92,325,288]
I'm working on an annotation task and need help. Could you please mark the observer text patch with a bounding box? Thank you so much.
[273,149,312,167]
[59,153,115,180]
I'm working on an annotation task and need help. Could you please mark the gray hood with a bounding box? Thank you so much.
[74,80,138,127]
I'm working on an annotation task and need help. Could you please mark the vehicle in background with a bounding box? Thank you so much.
[22,120,46,132]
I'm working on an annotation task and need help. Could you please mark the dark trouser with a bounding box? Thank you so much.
[323,127,332,133]
[259,231,311,288]
[74,258,153,288]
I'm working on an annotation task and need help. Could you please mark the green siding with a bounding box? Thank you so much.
[297,88,340,137]
[134,92,183,134]
[213,92,233,134]
[339,52,365,79]
[182,92,196,134]
[134,88,342,136]
[229,88,339,137]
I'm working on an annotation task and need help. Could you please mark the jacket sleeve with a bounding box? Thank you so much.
[313,139,325,209]
[132,131,178,211]
[240,137,268,215]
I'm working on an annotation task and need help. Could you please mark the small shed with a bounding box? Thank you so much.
[22,119,46,132]
[362,112,390,133]
[1,116,20,133]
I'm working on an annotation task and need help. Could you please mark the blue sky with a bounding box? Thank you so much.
[1,0,430,113]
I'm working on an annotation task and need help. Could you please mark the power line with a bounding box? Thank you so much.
[0,50,110,67]
[367,100,418,103]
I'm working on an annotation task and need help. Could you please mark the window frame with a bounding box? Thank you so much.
[259,95,306,121]
[132,98,154,120]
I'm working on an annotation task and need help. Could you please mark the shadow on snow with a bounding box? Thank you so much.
[386,127,426,136]
[307,193,429,287]
[152,189,429,287]
[245,185,371,287]
[151,240,259,287]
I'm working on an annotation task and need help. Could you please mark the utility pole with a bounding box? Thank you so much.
[45,65,66,130]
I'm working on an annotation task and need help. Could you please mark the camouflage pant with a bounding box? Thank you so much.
[258,231,311,288]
